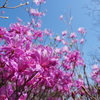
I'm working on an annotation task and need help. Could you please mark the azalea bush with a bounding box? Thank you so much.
[0,0,99,100]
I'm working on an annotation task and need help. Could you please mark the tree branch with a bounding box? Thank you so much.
[0,1,29,18]
[81,85,97,100]
[0,16,8,19]
[0,1,29,9]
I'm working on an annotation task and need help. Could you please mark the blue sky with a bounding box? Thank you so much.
[0,0,98,64]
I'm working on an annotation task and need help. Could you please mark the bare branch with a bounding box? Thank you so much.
[0,2,29,9]
[0,16,9,19]
[2,0,9,8]
[81,86,97,100]
[0,1,29,18]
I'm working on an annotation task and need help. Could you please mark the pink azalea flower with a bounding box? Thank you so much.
[55,48,61,54]
[44,29,53,36]
[31,45,58,69]
[72,39,78,43]
[33,29,43,40]
[59,15,63,20]
[30,8,45,17]
[33,0,46,5]
[78,27,87,34]
[61,40,68,45]
[35,20,42,28]
[0,94,8,100]
[55,36,62,42]
[17,17,22,23]
[64,50,84,66]
[80,38,84,44]
[1,11,5,14]
[75,78,84,88]
[0,21,87,99]
[92,64,99,70]
[70,32,76,38]
[95,77,100,83]
[18,93,27,100]
[62,30,67,36]
[61,46,69,53]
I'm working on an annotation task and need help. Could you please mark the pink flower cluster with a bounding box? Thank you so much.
[78,27,87,34]
[0,22,85,99]
[33,0,46,5]
[0,1,89,99]
[62,50,84,70]
[91,64,100,84]
[30,8,45,17]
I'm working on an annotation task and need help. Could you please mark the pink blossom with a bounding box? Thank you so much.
[78,27,87,34]
[33,0,46,5]
[95,77,100,83]
[31,45,58,69]
[55,48,61,54]
[30,8,44,17]
[62,30,67,36]
[32,18,35,24]
[0,94,8,100]
[35,20,42,28]
[92,64,99,70]
[80,38,84,44]
[72,39,78,43]
[61,40,68,45]
[59,15,63,20]
[17,17,22,23]
[75,78,84,88]
[44,29,52,36]
[18,93,27,100]
[61,46,69,53]
[70,32,76,38]
[0,27,8,40]
[0,22,86,99]
[55,36,62,42]
[64,50,84,66]
[33,29,43,39]
[1,11,5,14]
[33,0,40,5]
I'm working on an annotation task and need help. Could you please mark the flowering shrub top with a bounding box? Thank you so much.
[0,0,89,100]
[0,20,87,100]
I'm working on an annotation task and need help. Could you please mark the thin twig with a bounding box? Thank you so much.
[4,2,29,9]
[0,16,9,19]
[83,65,91,92]
[0,2,29,9]
[8,72,38,99]
[0,1,29,19]
[81,85,97,100]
